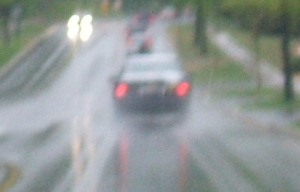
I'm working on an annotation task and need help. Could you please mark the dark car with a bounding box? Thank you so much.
[126,22,148,38]
[125,21,153,55]
[126,12,154,40]
[113,53,191,112]
[126,32,153,55]
[131,11,156,27]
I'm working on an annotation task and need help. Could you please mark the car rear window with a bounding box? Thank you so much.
[126,61,180,73]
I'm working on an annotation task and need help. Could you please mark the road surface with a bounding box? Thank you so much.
[0,19,299,192]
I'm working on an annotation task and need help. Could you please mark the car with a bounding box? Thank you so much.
[159,6,177,21]
[126,22,148,39]
[126,32,153,55]
[131,11,156,27]
[125,21,153,55]
[112,53,191,112]
[67,13,93,42]
[126,12,154,40]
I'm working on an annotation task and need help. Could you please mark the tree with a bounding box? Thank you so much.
[280,0,293,101]
[0,0,14,44]
[174,0,210,55]
[194,0,208,55]
[220,0,300,101]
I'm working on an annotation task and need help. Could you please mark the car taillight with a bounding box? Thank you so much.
[127,37,133,46]
[125,28,130,38]
[145,37,153,48]
[176,81,190,97]
[115,83,129,98]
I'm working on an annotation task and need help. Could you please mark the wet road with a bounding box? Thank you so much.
[0,19,300,192]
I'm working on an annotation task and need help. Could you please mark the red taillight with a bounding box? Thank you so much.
[125,28,130,38]
[115,83,129,98]
[145,37,153,48]
[127,37,133,46]
[176,81,190,97]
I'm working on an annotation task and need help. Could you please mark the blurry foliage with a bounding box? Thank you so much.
[220,0,300,34]
[219,0,297,101]
[123,0,172,13]
[173,0,213,54]
[0,0,14,44]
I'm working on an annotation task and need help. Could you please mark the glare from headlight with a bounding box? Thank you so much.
[68,15,80,28]
[67,25,80,40]
[67,14,93,42]
[67,15,80,41]
[80,15,93,27]
[79,15,93,41]
[80,25,93,42]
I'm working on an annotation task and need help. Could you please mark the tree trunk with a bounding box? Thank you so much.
[0,5,11,45]
[281,0,294,101]
[194,0,208,55]
[252,14,263,90]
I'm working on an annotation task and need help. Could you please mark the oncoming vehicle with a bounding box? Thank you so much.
[113,53,191,112]
[67,13,93,42]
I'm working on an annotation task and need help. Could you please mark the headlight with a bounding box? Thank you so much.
[80,15,93,42]
[80,15,93,27]
[80,25,93,42]
[67,14,93,42]
[67,15,80,40]
[67,15,80,28]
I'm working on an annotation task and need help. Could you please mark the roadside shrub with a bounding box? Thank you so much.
[219,0,300,35]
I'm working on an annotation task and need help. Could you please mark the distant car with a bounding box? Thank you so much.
[126,22,148,39]
[131,12,156,27]
[126,32,153,55]
[159,6,176,21]
[67,13,93,42]
[125,21,153,55]
[112,53,191,112]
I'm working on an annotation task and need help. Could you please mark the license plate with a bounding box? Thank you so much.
[138,85,163,95]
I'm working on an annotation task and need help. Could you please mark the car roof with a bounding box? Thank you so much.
[126,53,179,65]
[121,53,185,83]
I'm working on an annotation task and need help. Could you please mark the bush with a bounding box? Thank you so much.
[219,0,300,35]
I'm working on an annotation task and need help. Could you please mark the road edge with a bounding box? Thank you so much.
[0,163,21,192]
[0,24,61,79]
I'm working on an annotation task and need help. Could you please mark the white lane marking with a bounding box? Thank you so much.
[24,40,69,90]
[71,94,97,183]
[72,133,118,192]
[71,116,84,182]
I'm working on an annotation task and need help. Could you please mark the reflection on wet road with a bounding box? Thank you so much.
[0,19,300,192]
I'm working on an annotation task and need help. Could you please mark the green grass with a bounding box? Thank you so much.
[224,85,300,110]
[0,21,48,69]
[216,19,300,69]
[194,61,251,83]
[246,88,300,111]
[171,23,300,113]
[171,24,251,84]
[217,19,284,67]
[39,1,104,21]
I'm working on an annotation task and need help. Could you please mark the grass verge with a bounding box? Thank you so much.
[0,21,48,69]
[0,164,21,192]
[170,23,251,90]
[170,23,300,128]
[216,18,300,68]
